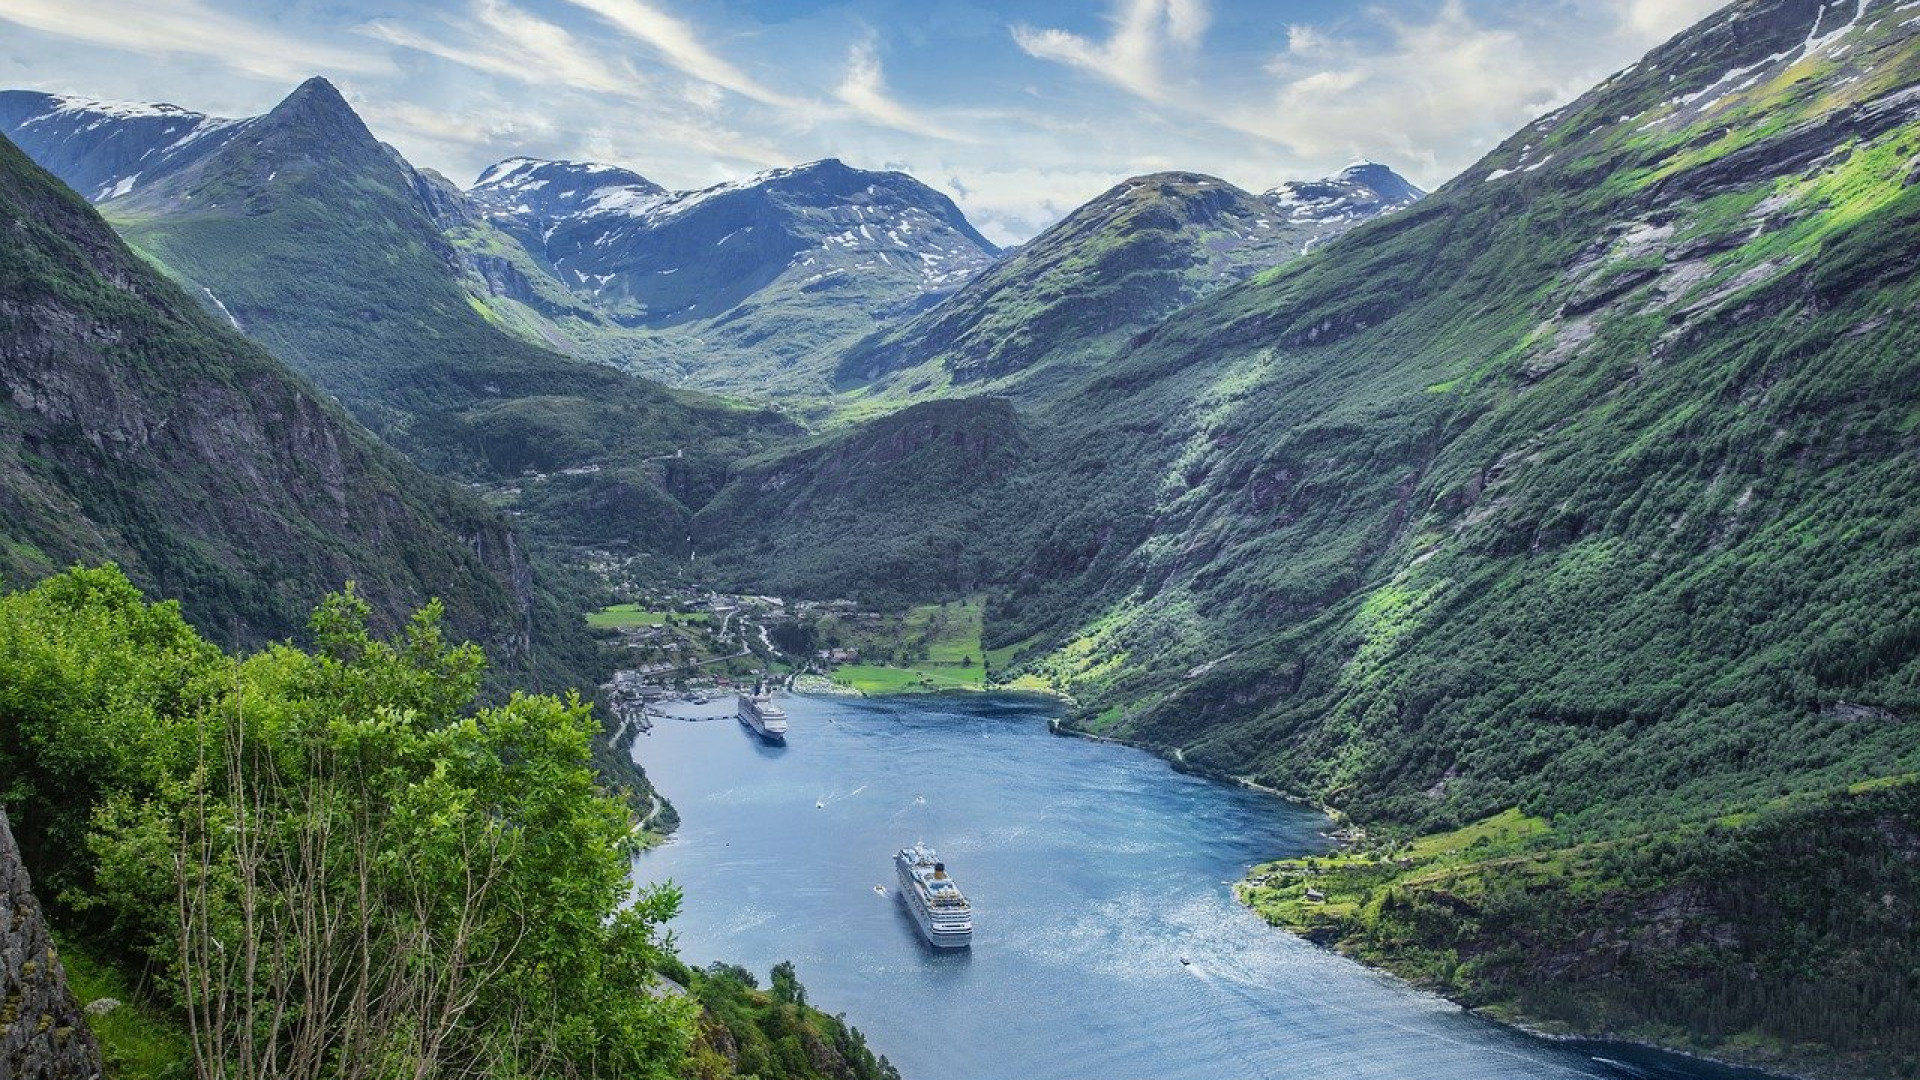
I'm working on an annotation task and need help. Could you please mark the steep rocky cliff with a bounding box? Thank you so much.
[1,808,101,1080]
[0,129,565,674]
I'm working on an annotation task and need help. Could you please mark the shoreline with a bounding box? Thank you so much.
[646,684,1828,1080]
[1042,716,1816,1080]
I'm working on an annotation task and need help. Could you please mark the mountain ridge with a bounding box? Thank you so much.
[0,127,595,681]
[833,163,1423,398]
[21,77,798,560]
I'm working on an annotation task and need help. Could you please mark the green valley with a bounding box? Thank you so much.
[4,0,1920,1075]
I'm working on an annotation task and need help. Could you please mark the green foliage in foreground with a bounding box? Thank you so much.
[680,961,901,1080]
[1,566,899,1080]
[3,566,693,1078]
[52,932,194,1080]
[1240,789,1920,1078]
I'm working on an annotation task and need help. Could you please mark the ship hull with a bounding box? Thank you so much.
[736,691,787,744]
[737,709,786,744]
[895,856,972,949]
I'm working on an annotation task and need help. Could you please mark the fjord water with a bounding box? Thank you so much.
[632,694,1774,1080]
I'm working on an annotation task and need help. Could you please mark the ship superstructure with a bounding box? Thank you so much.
[894,842,972,948]
[737,681,788,743]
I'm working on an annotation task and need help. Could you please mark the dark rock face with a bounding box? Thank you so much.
[0,128,538,658]
[1,808,103,1080]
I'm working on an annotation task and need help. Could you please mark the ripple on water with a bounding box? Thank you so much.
[632,694,1786,1080]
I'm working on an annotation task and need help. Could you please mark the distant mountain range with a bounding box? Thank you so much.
[0,86,1421,397]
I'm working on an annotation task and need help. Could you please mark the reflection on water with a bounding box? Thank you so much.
[632,694,1781,1080]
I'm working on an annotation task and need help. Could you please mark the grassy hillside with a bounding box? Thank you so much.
[696,1,1920,1069]
[0,129,601,683]
[1241,785,1920,1078]
[820,599,989,694]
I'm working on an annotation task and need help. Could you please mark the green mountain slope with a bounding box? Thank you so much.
[692,397,1042,601]
[0,129,591,676]
[90,78,792,550]
[836,167,1419,402]
[1027,0,1920,825]
[702,0,1920,1068]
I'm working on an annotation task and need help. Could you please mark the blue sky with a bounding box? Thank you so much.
[0,0,1724,241]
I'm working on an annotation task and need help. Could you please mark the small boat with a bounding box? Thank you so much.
[815,800,825,809]
[873,884,887,896]
[1180,957,1192,967]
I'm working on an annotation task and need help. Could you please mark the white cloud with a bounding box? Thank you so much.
[1247,2,1568,164]
[1617,0,1727,42]
[364,0,636,95]
[834,36,973,142]
[930,164,1131,246]
[1013,0,1211,103]
[0,0,384,82]
[555,0,806,109]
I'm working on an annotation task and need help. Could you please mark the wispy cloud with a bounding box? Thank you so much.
[1012,0,1210,103]
[834,36,972,142]
[1240,1,1570,170]
[0,0,384,82]
[364,0,636,95]
[555,0,805,109]
[1617,0,1726,43]
[0,0,1760,243]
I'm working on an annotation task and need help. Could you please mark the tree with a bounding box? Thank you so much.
[64,576,695,1079]
[769,961,806,1008]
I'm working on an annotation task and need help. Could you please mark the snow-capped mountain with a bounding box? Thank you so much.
[0,91,246,202]
[467,157,667,225]
[1265,161,1425,228]
[470,156,1000,329]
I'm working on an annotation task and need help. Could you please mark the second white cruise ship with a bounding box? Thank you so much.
[736,681,788,743]
[895,842,972,948]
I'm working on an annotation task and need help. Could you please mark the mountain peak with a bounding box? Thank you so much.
[275,76,350,115]
[260,76,374,144]
[1330,161,1424,204]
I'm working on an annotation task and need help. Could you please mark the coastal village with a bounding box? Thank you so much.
[580,550,1001,733]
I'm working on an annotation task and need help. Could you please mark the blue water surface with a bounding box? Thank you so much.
[632,693,1781,1080]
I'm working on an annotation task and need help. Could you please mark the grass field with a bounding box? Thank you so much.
[586,604,710,629]
[827,599,987,694]
[834,662,985,694]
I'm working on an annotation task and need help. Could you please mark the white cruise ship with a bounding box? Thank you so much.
[736,681,787,743]
[895,842,972,949]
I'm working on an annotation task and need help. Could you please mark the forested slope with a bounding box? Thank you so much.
[0,130,595,680]
[701,2,1920,1069]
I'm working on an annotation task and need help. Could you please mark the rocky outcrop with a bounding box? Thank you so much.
[1,808,102,1080]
